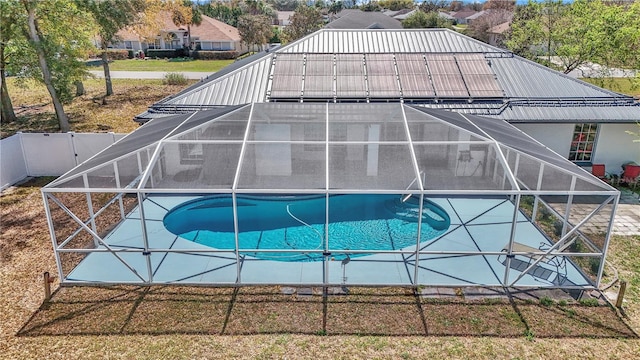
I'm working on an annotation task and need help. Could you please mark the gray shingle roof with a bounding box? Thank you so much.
[325,10,403,29]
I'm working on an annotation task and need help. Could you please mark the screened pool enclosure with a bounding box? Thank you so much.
[42,103,619,289]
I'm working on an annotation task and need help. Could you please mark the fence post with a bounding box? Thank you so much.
[615,280,627,308]
[43,272,52,302]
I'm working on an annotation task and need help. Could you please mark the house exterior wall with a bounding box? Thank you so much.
[514,123,640,172]
[593,123,640,172]
[514,123,574,160]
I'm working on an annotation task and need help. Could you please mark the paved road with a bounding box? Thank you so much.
[89,70,214,80]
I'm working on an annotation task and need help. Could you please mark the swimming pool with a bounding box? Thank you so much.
[163,194,450,262]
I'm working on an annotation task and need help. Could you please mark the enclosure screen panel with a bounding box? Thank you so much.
[248,103,327,141]
[395,54,434,98]
[365,54,400,98]
[144,142,242,189]
[328,104,407,142]
[328,143,416,190]
[456,54,503,98]
[237,143,326,190]
[413,143,511,191]
[336,54,366,98]
[426,54,468,97]
[304,54,334,98]
[271,54,304,98]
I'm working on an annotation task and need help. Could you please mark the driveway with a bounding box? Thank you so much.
[89,70,214,80]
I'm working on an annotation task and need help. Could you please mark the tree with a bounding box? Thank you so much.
[242,0,277,19]
[483,0,515,11]
[77,0,146,97]
[506,0,565,67]
[467,10,513,44]
[0,0,21,124]
[379,0,414,12]
[402,11,453,29]
[507,0,640,75]
[237,14,273,52]
[360,2,382,12]
[448,1,463,12]
[200,2,244,27]
[328,1,343,15]
[419,0,450,13]
[169,0,203,51]
[19,0,95,132]
[269,0,301,11]
[282,5,323,42]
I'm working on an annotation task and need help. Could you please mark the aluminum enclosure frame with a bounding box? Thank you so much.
[42,103,620,289]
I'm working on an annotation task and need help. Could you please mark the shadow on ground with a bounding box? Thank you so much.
[17,286,637,339]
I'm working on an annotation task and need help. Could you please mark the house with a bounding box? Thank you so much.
[111,13,245,53]
[438,11,456,22]
[383,8,415,20]
[487,21,510,47]
[275,11,295,27]
[392,9,418,21]
[326,9,403,29]
[465,10,487,25]
[450,9,478,24]
[136,29,640,172]
[44,29,627,289]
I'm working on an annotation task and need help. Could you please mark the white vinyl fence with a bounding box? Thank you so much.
[1,132,125,191]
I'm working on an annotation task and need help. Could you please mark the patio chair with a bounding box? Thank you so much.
[591,164,609,183]
[619,164,640,189]
[498,241,567,285]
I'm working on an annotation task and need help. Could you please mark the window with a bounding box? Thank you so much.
[146,38,161,49]
[569,123,597,163]
[124,41,133,49]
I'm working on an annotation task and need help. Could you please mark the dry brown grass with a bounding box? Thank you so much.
[1,78,195,138]
[1,179,639,359]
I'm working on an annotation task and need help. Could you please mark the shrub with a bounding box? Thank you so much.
[579,298,600,307]
[539,296,554,307]
[163,72,188,86]
[192,50,238,60]
[99,49,130,60]
[145,49,186,59]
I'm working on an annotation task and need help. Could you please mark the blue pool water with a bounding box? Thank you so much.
[163,194,450,262]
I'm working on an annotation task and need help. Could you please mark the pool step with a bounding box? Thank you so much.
[384,198,450,231]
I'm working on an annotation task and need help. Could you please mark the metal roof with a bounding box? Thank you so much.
[489,56,626,99]
[137,29,639,124]
[279,29,503,54]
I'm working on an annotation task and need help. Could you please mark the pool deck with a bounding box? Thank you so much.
[65,196,595,288]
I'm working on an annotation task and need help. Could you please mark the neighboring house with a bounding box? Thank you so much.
[136,29,640,171]
[438,11,456,22]
[392,9,418,21]
[111,13,246,53]
[326,9,403,29]
[275,11,294,27]
[383,8,415,20]
[465,10,487,25]
[450,9,477,24]
[487,21,510,47]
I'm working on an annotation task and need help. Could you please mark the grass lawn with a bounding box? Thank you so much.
[104,58,234,72]
[581,77,640,98]
[1,71,639,358]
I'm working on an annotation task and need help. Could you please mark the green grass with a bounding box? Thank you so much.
[580,77,640,98]
[105,58,234,72]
